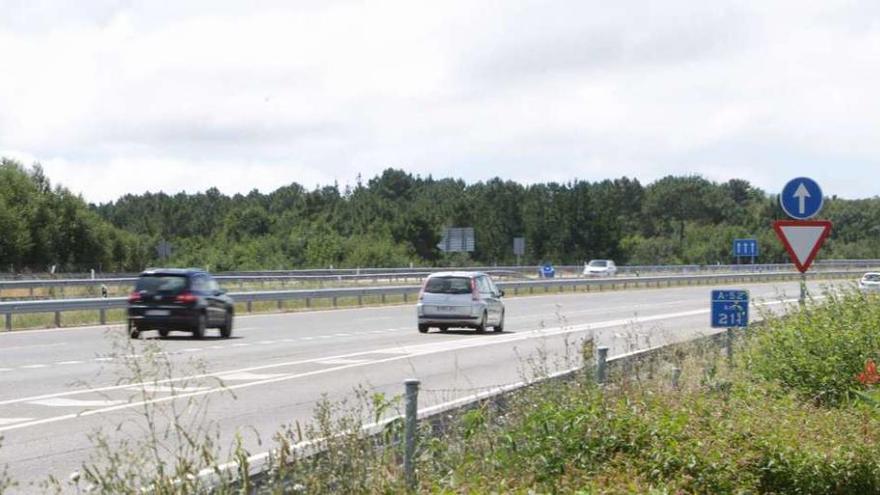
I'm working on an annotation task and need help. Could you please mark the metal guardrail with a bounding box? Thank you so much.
[2,260,878,298]
[0,269,862,331]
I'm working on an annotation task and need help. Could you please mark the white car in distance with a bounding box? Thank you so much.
[416,271,505,334]
[859,272,880,292]
[583,259,617,277]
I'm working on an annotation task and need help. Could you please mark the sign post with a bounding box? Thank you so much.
[774,177,830,306]
[513,237,525,266]
[711,289,749,364]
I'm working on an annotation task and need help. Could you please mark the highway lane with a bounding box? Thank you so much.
[0,278,847,492]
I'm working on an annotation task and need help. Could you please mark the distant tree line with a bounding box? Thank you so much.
[2,158,879,273]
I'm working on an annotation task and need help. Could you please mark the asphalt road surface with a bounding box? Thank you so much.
[0,278,848,492]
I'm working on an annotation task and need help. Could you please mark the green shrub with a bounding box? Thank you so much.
[744,289,880,405]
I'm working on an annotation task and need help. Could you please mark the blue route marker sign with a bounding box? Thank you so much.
[711,290,749,328]
[780,177,823,220]
[733,238,758,258]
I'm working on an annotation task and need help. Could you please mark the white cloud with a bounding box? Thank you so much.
[1,0,880,203]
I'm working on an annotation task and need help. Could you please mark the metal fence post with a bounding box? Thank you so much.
[404,378,420,491]
[246,301,253,313]
[596,346,608,384]
[99,309,106,325]
[726,327,734,364]
[671,367,681,389]
[5,313,10,331]
[54,311,61,328]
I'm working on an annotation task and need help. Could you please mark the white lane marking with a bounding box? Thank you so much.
[57,361,85,365]
[280,338,296,343]
[232,343,250,347]
[301,337,314,341]
[216,372,289,381]
[316,358,370,365]
[126,385,211,394]
[334,333,352,337]
[94,357,113,362]
[257,341,276,345]
[208,345,224,350]
[0,368,10,372]
[20,364,48,369]
[182,348,202,353]
[0,342,68,352]
[0,417,33,426]
[29,398,125,407]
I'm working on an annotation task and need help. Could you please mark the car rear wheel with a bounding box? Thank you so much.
[494,311,505,332]
[219,310,233,338]
[439,326,448,332]
[418,324,429,333]
[193,313,206,339]
[158,329,170,338]
[127,321,140,339]
[475,312,487,333]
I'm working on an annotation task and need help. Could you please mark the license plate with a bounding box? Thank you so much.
[145,309,170,317]
[436,306,455,312]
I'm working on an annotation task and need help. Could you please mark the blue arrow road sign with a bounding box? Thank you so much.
[780,177,823,220]
[711,290,749,328]
[733,238,758,258]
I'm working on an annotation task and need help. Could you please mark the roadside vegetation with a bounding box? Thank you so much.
[234,288,880,493]
[5,158,880,274]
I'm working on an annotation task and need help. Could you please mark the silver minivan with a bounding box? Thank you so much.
[416,271,505,333]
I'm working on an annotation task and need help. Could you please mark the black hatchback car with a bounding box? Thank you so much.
[127,268,235,339]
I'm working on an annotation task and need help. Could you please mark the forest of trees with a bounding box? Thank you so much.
[2,158,879,273]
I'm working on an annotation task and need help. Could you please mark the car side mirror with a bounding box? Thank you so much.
[216,289,227,295]
[498,290,505,298]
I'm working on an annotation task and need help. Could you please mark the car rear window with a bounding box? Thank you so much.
[424,277,472,294]
[589,260,608,267]
[135,275,188,294]
[865,274,880,282]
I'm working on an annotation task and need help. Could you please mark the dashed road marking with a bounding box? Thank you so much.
[20,364,48,369]
[94,357,113,362]
[126,385,211,394]
[29,398,126,408]
[216,372,289,381]
[0,417,33,426]
[316,358,371,365]
[182,348,202,353]
[57,361,84,366]
[257,341,276,345]
[334,333,352,337]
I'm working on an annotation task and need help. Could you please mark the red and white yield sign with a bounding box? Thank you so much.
[773,220,832,273]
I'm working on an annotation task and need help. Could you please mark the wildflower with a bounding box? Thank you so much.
[857,359,880,386]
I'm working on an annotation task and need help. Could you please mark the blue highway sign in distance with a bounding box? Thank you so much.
[711,290,749,328]
[780,177,823,220]
[733,238,758,258]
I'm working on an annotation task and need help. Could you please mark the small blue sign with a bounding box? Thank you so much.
[780,177,823,220]
[711,290,749,328]
[733,238,758,258]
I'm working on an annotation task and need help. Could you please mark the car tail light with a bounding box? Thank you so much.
[128,291,142,303]
[471,278,480,301]
[418,278,428,301]
[175,292,198,304]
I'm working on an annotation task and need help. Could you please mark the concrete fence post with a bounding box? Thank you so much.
[404,378,420,491]
[596,346,608,384]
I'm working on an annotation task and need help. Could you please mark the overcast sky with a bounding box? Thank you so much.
[1,0,878,203]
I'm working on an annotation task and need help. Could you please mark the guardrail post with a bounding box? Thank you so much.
[358,294,363,306]
[671,367,681,389]
[4,313,10,331]
[381,293,386,303]
[596,347,608,384]
[403,293,408,302]
[99,309,106,325]
[246,301,253,313]
[404,378,420,491]
[277,300,283,310]
[54,311,61,328]
[29,287,34,297]
[332,296,338,307]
